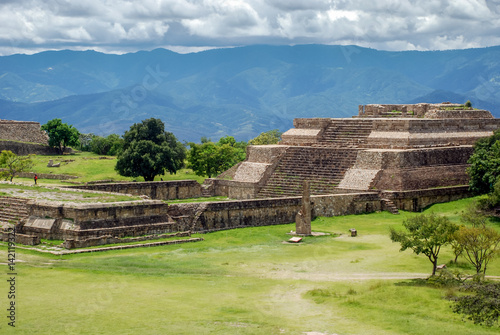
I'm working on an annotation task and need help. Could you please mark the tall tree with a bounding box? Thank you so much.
[0,150,34,182]
[90,134,124,156]
[390,213,459,276]
[454,225,500,277]
[467,129,500,194]
[115,118,186,181]
[41,118,80,154]
[187,136,246,178]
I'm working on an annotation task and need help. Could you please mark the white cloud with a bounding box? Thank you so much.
[0,0,499,55]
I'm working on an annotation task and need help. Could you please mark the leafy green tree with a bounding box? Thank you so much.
[188,136,246,178]
[452,281,500,326]
[90,134,124,156]
[390,213,459,276]
[115,118,185,181]
[454,225,500,277]
[0,150,34,182]
[41,118,80,154]
[248,129,282,145]
[78,133,94,151]
[464,100,472,108]
[467,129,500,194]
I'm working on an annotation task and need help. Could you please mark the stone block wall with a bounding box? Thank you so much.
[213,179,261,199]
[1,231,40,245]
[425,109,492,119]
[0,120,49,144]
[382,186,472,212]
[21,200,176,240]
[365,118,500,148]
[213,145,287,199]
[67,180,202,200]
[339,147,474,191]
[0,141,63,155]
[358,104,429,117]
[169,192,382,233]
[16,186,474,242]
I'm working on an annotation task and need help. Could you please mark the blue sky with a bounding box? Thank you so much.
[1,0,499,55]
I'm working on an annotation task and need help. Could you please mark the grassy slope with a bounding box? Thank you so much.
[18,151,205,184]
[2,197,499,334]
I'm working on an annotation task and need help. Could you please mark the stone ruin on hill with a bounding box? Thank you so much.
[0,119,63,155]
[3,102,500,250]
[213,102,500,200]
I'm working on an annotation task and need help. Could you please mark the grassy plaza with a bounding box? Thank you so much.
[1,195,499,334]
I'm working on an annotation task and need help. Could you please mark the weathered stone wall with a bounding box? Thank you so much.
[293,118,331,129]
[382,186,472,211]
[359,104,429,117]
[67,180,202,200]
[339,147,474,191]
[214,145,287,199]
[63,231,191,249]
[0,141,63,155]
[358,103,492,119]
[169,192,382,232]
[372,165,469,191]
[365,118,500,148]
[21,200,176,240]
[213,179,261,199]
[18,186,473,242]
[425,109,492,119]
[0,120,49,144]
[354,147,473,169]
[0,231,40,245]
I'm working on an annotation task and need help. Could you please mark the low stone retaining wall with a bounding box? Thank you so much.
[67,180,202,200]
[63,231,191,249]
[17,171,78,180]
[1,231,40,245]
[15,186,473,244]
[0,141,62,155]
[169,192,382,232]
[382,186,472,212]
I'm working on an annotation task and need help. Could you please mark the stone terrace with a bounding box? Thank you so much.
[0,196,29,227]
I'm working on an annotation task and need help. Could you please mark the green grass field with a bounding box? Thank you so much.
[16,152,205,184]
[1,197,499,334]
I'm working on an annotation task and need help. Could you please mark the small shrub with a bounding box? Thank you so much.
[451,281,500,327]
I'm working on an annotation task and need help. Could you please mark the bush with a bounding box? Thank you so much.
[451,281,500,326]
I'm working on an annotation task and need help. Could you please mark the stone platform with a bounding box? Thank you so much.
[213,103,500,199]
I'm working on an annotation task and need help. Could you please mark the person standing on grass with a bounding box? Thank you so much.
[34,174,38,185]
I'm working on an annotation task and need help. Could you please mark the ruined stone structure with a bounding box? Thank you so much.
[20,200,178,240]
[0,120,59,155]
[0,120,49,144]
[67,180,202,200]
[213,103,500,199]
[3,102,499,248]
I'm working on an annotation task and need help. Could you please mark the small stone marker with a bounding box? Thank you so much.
[349,228,357,237]
[288,237,302,243]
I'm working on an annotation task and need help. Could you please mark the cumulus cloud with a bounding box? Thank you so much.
[0,0,499,55]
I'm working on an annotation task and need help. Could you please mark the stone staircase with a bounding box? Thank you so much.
[382,198,400,215]
[315,119,373,148]
[257,147,358,198]
[0,196,30,227]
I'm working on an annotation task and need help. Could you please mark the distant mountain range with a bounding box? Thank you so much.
[1,45,499,142]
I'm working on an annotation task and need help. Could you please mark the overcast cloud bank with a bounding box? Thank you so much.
[0,0,500,55]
